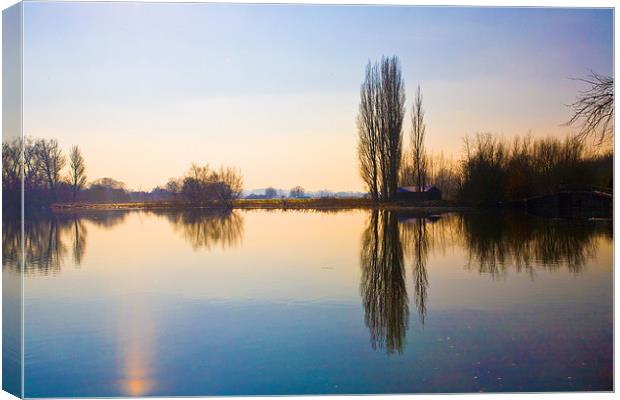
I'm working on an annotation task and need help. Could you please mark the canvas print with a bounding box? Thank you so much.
[2,1,614,397]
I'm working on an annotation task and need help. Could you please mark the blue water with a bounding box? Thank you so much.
[3,209,613,396]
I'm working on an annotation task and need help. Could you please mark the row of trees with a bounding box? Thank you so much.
[2,137,245,209]
[357,56,406,201]
[3,138,87,208]
[404,132,612,204]
[459,133,612,204]
[358,56,432,200]
[357,57,613,204]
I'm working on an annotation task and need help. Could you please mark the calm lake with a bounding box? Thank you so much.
[3,209,613,396]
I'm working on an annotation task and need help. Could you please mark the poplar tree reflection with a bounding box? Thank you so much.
[401,218,430,325]
[360,210,408,354]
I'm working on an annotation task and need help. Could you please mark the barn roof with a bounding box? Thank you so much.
[397,185,440,193]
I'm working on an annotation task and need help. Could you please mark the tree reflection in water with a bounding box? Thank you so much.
[2,212,127,276]
[457,212,610,277]
[159,209,244,250]
[3,208,610,356]
[360,210,610,354]
[2,209,245,276]
[360,210,408,354]
[400,217,431,325]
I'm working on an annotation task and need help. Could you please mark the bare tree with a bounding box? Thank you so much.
[378,56,405,201]
[357,56,405,201]
[217,166,243,200]
[180,164,243,203]
[69,145,87,201]
[357,61,381,200]
[566,71,613,145]
[411,85,427,192]
[2,138,21,190]
[165,178,182,196]
[35,139,66,193]
[23,137,44,191]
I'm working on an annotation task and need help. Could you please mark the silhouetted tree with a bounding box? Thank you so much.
[35,138,65,193]
[357,61,381,200]
[179,164,243,203]
[2,138,21,190]
[217,166,243,200]
[69,145,86,201]
[411,85,427,192]
[23,137,45,192]
[357,56,405,201]
[566,72,613,145]
[378,56,405,201]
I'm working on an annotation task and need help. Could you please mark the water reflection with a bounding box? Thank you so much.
[2,209,245,275]
[359,210,611,354]
[5,209,611,360]
[401,217,431,325]
[158,209,244,250]
[458,212,609,277]
[4,217,80,276]
[360,210,408,354]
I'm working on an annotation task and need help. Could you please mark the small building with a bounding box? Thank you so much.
[396,185,442,202]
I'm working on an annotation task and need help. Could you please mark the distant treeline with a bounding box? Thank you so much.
[2,137,243,211]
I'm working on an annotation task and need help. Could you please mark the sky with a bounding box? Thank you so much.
[21,3,613,192]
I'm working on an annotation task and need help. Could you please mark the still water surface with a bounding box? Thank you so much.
[3,209,613,396]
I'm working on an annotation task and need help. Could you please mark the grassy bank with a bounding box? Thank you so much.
[51,197,469,213]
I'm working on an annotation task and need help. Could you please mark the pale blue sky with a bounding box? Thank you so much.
[22,3,613,191]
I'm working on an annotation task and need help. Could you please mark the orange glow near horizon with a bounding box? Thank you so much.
[20,4,613,192]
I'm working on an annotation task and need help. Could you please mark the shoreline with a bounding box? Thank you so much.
[50,198,473,213]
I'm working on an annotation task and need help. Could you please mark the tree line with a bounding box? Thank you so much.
[2,137,244,210]
[3,138,87,208]
[357,56,613,205]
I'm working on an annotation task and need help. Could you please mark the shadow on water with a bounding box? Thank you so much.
[2,209,245,275]
[359,210,611,355]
